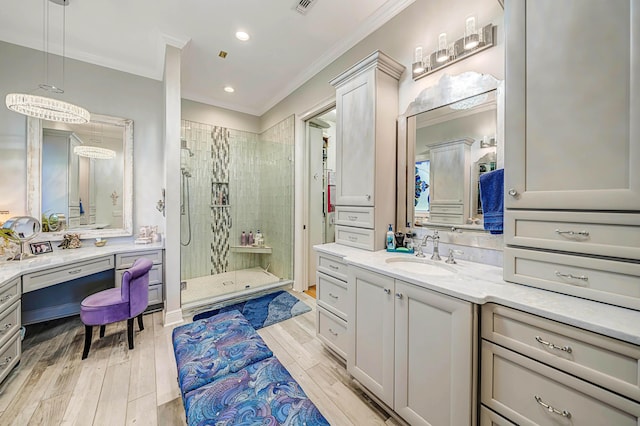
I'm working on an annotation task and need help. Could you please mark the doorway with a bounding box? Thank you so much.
[305,108,337,291]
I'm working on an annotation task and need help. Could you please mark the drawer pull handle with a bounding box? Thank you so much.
[535,336,572,354]
[0,294,12,303]
[555,271,588,282]
[366,194,371,201]
[328,293,339,299]
[328,328,338,336]
[0,356,12,367]
[0,323,12,332]
[328,265,339,270]
[348,215,358,221]
[348,236,358,242]
[555,229,589,237]
[383,288,391,295]
[395,293,403,300]
[68,269,82,275]
[534,395,571,419]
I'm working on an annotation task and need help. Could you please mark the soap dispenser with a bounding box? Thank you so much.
[386,224,395,250]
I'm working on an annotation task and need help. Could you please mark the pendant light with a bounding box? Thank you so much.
[5,0,90,124]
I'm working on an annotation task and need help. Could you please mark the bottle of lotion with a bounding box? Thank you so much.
[386,224,395,250]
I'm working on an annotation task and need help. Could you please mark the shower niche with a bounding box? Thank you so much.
[211,182,230,208]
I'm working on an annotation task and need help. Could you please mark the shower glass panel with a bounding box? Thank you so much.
[179,117,294,312]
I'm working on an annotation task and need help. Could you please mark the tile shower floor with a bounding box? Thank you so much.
[181,267,289,311]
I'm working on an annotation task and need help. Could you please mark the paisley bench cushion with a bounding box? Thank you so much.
[184,356,330,426]
[172,310,273,395]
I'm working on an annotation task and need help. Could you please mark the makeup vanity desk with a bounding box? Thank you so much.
[0,242,164,383]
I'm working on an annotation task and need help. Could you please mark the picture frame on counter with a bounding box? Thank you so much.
[29,241,53,255]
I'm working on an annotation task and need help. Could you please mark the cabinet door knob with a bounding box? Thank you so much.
[395,293,403,299]
[366,194,371,201]
[383,288,391,295]
[508,188,518,197]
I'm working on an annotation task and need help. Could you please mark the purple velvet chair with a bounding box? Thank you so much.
[80,258,153,359]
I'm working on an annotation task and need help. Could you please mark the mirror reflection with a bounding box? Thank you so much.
[27,113,133,238]
[413,90,497,227]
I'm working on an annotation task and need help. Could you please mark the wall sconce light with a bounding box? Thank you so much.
[412,46,426,75]
[412,20,496,81]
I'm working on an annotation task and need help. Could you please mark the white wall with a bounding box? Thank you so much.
[182,99,260,134]
[0,40,164,232]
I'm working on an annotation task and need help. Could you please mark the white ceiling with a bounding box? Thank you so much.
[0,0,414,116]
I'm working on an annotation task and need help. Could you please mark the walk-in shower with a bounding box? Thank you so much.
[179,118,295,312]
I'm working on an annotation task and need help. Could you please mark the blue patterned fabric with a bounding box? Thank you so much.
[184,356,330,426]
[172,310,273,396]
[193,291,311,330]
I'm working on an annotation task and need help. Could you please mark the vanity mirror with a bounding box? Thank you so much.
[398,72,504,236]
[27,113,133,239]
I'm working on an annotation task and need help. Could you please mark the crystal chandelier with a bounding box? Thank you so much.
[5,0,90,124]
[73,145,116,159]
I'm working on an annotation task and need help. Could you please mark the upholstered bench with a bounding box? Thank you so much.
[172,310,329,425]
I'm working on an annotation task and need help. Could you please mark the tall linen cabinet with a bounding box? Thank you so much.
[503,0,640,310]
[330,51,405,250]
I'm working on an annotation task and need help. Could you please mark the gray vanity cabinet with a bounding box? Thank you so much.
[347,266,476,426]
[330,51,404,250]
[0,277,21,384]
[503,0,640,310]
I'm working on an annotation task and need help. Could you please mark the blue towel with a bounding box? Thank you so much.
[79,198,85,215]
[479,169,503,234]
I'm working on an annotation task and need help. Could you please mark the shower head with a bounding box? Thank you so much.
[181,139,195,157]
[181,167,192,178]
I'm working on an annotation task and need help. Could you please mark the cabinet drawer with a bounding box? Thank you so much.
[0,332,20,384]
[482,341,640,426]
[0,277,21,314]
[316,307,347,360]
[22,255,114,293]
[0,301,20,350]
[482,303,640,402]
[480,406,516,426]
[148,284,163,306]
[335,225,375,251]
[504,248,640,311]
[430,204,464,215]
[316,272,347,320]
[69,206,81,217]
[505,210,640,260]
[116,264,163,287]
[316,253,347,281]
[115,250,163,268]
[428,213,465,225]
[335,206,374,229]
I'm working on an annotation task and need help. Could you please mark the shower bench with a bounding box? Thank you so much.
[171,310,329,425]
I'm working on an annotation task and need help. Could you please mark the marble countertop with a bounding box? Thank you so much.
[0,241,164,285]
[314,243,640,346]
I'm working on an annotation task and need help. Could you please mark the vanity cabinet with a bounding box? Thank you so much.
[481,303,640,425]
[0,277,21,384]
[315,252,348,360]
[503,0,640,309]
[348,266,476,425]
[330,50,405,251]
[115,249,164,311]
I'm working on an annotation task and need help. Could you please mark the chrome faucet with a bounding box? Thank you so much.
[416,230,441,260]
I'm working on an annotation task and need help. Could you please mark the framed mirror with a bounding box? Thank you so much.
[27,113,134,239]
[398,72,504,235]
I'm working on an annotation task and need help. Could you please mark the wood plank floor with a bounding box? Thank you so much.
[0,291,400,425]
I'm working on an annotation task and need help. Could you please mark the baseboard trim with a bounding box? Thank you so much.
[163,308,184,327]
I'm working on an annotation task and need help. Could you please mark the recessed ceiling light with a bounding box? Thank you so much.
[235,31,250,41]
[224,86,235,93]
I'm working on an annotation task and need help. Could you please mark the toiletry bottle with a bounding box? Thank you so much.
[241,231,247,246]
[386,224,395,250]
[255,230,263,247]
[248,231,254,245]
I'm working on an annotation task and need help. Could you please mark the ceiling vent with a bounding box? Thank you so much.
[295,0,317,14]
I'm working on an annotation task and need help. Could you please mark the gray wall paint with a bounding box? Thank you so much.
[182,99,260,134]
[260,0,504,132]
[0,40,164,231]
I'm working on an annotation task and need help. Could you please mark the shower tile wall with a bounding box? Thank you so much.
[258,115,294,280]
[181,117,294,283]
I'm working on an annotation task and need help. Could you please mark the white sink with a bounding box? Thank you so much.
[385,256,457,277]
